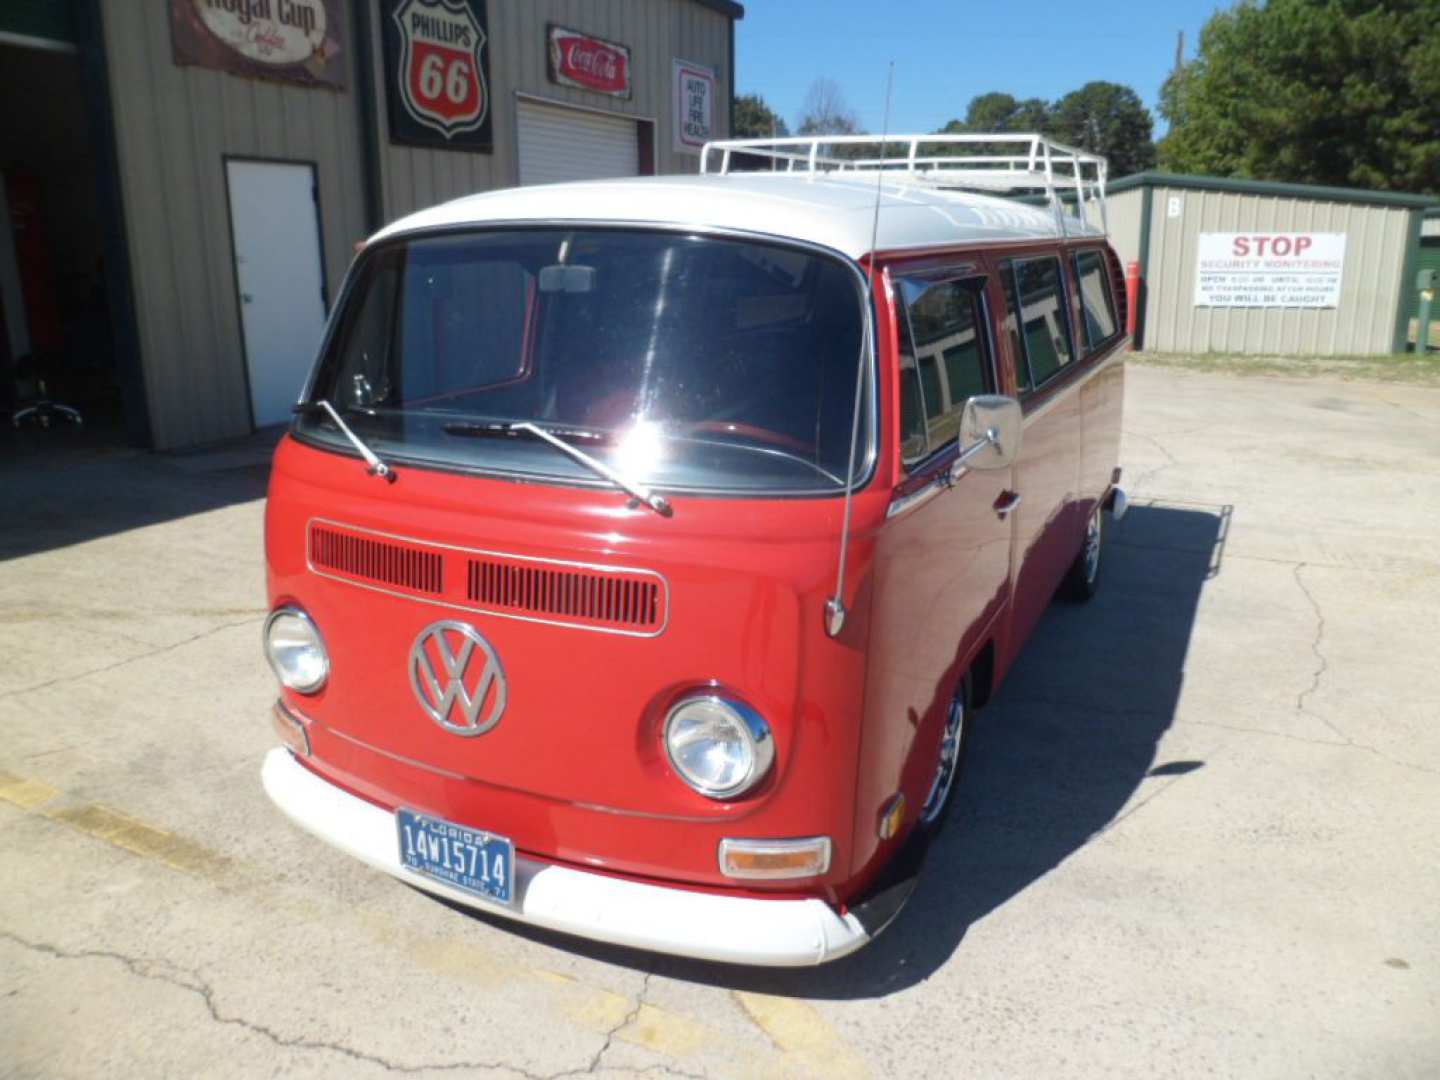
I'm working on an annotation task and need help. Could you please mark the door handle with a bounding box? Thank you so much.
[241,292,254,304]
[994,490,1022,519]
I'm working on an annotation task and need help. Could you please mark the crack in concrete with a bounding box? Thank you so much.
[577,971,654,1077]
[0,930,555,1078]
[1290,563,1350,746]
[1123,428,1178,490]
[0,617,263,702]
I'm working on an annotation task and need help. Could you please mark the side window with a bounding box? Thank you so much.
[1073,249,1118,349]
[1009,256,1074,388]
[898,355,927,464]
[897,275,994,468]
[997,260,1030,392]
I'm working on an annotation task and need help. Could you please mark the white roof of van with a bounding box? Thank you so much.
[371,173,1102,261]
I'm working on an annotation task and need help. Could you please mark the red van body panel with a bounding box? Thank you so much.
[267,429,904,894]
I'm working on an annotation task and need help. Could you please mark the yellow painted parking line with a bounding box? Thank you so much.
[1,767,231,879]
[734,990,870,1079]
[4,764,860,1076]
[620,1003,711,1058]
[0,772,61,810]
[44,803,232,878]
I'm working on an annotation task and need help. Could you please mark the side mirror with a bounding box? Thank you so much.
[957,394,1023,471]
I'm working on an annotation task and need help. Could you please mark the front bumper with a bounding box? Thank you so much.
[261,747,869,966]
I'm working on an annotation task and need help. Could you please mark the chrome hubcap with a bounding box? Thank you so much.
[1083,508,1102,583]
[920,695,965,825]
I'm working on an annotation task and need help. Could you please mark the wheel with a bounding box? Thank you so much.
[1061,503,1104,603]
[918,675,971,833]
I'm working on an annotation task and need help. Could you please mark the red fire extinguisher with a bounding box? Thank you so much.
[1125,260,1140,341]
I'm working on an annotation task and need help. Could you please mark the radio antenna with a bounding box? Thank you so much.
[826,61,894,638]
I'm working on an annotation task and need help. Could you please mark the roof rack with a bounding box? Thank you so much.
[699,133,1109,237]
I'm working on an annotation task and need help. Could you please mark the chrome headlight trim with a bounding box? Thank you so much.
[263,605,330,694]
[663,694,775,800]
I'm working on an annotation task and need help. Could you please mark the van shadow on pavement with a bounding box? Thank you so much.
[469,500,1231,998]
[0,427,281,561]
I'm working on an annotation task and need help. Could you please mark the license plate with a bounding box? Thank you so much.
[396,808,514,905]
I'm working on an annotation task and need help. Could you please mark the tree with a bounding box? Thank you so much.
[733,93,788,139]
[937,87,1154,175]
[796,78,861,136]
[1159,0,1440,193]
[941,92,1050,135]
[1048,81,1157,176]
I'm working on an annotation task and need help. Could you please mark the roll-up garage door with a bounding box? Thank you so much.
[517,99,640,186]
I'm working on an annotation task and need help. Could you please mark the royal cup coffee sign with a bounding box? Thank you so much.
[382,0,492,152]
[170,0,346,88]
[548,25,631,99]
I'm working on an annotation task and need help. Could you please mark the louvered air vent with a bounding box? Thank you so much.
[309,526,443,595]
[466,557,666,632]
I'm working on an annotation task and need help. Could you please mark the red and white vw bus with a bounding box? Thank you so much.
[260,134,1128,965]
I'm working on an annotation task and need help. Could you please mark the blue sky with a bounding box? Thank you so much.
[735,0,1225,138]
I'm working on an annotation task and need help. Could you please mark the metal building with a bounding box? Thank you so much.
[1107,173,1437,357]
[0,0,741,451]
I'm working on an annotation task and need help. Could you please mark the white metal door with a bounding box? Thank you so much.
[517,100,640,186]
[226,160,327,428]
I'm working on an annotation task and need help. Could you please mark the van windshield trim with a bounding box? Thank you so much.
[292,223,881,500]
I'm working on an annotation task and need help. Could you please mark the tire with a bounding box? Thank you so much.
[1061,503,1104,603]
[917,674,971,835]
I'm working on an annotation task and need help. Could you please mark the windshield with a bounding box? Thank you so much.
[295,228,872,495]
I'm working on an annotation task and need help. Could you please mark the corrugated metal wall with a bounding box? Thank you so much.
[101,1,732,450]
[1140,185,1411,356]
[99,2,368,450]
[368,0,732,223]
[1105,188,1142,269]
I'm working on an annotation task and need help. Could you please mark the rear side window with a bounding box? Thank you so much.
[897,275,993,467]
[1000,256,1074,390]
[1073,249,1118,349]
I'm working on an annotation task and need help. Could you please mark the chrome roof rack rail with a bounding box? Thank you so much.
[699,132,1109,238]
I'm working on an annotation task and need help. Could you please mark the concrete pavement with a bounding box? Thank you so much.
[2,365,1437,1078]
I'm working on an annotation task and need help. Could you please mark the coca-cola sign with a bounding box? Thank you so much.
[547,24,631,99]
[170,0,346,88]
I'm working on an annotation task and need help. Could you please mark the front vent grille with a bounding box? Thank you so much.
[309,527,443,595]
[466,558,665,631]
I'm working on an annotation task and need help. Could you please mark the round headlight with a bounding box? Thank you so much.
[663,695,774,799]
[264,606,329,693]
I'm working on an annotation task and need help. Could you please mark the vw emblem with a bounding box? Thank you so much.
[408,620,507,736]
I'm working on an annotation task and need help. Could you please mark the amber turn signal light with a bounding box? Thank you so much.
[718,837,831,880]
[272,699,312,757]
[878,793,906,840]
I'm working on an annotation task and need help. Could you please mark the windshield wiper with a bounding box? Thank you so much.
[506,421,672,517]
[309,400,396,483]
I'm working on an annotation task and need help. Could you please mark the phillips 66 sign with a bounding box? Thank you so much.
[382,0,492,151]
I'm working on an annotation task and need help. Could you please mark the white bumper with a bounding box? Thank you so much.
[261,748,869,966]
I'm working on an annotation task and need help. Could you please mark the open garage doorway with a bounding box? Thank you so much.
[0,28,143,459]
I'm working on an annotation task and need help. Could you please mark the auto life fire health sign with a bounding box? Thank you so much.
[170,0,346,88]
[673,59,715,154]
[382,0,492,152]
[1194,233,1347,308]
